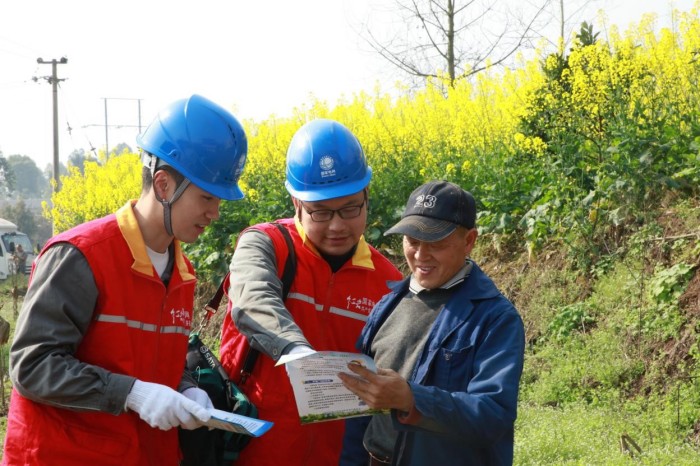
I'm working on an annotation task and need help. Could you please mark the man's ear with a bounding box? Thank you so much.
[152,170,172,200]
[464,228,479,256]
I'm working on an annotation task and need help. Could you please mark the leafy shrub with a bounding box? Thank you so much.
[649,263,696,306]
[547,302,595,341]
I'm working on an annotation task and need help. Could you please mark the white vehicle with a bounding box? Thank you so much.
[0,218,35,279]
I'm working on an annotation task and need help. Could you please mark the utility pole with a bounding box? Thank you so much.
[104,98,109,157]
[35,57,68,193]
[83,97,143,157]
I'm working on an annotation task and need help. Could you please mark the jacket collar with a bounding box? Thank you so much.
[378,263,502,349]
[293,216,375,269]
[116,201,195,281]
[379,263,505,384]
[389,262,500,302]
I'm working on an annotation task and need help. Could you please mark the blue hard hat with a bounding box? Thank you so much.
[285,119,372,201]
[136,94,248,200]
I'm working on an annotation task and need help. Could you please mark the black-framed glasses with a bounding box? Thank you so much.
[300,200,366,222]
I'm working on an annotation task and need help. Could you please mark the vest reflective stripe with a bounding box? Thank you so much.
[288,292,369,321]
[287,292,322,310]
[329,306,368,321]
[96,314,157,331]
[95,314,190,335]
[161,325,190,335]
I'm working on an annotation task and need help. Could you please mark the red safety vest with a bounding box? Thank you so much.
[220,218,402,466]
[2,203,196,466]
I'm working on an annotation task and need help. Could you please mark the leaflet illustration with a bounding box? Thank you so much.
[203,408,273,437]
[284,351,385,424]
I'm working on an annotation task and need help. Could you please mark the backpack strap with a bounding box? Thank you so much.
[201,275,230,326]
[200,221,296,327]
[272,221,297,301]
[198,221,297,382]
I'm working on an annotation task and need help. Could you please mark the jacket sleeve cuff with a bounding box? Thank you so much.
[395,404,423,425]
[112,374,137,414]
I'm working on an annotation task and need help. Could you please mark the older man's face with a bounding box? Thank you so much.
[403,227,477,289]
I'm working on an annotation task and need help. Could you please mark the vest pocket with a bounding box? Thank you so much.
[56,421,132,463]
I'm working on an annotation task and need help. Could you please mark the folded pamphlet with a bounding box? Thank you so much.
[202,408,273,437]
[283,351,385,424]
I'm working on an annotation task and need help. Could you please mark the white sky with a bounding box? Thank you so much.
[0,0,695,170]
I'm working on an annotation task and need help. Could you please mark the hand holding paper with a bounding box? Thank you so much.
[126,380,210,431]
[283,351,385,423]
[338,364,415,413]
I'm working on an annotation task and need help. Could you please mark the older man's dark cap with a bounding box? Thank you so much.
[384,180,476,242]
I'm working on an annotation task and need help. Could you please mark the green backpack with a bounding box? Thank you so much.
[178,332,258,465]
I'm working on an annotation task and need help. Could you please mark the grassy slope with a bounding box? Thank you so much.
[0,275,26,462]
[476,196,700,464]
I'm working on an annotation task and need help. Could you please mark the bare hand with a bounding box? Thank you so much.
[338,362,414,412]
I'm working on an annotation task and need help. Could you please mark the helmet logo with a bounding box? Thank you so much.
[319,155,336,178]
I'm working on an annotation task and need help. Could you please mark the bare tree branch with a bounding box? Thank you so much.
[360,0,562,87]
[461,0,551,78]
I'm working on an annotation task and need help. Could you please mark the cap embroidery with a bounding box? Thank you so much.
[415,194,437,209]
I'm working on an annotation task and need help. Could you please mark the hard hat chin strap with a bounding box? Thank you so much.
[156,178,191,236]
[145,152,192,236]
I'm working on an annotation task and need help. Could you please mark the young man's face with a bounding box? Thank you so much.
[170,183,221,243]
[294,190,367,257]
[403,227,478,290]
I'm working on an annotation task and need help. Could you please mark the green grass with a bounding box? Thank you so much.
[515,403,700,465]
[0,274,28,460]
[511,198,700,464]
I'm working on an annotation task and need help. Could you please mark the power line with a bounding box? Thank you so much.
[0,35,41,59]
[58,82,100,161]
[84,97,143,156]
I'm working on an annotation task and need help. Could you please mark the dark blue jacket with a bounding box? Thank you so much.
[340,263,525,466]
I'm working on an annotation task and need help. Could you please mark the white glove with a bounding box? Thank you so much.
[182,387,214,410]
[126,380,211,431]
